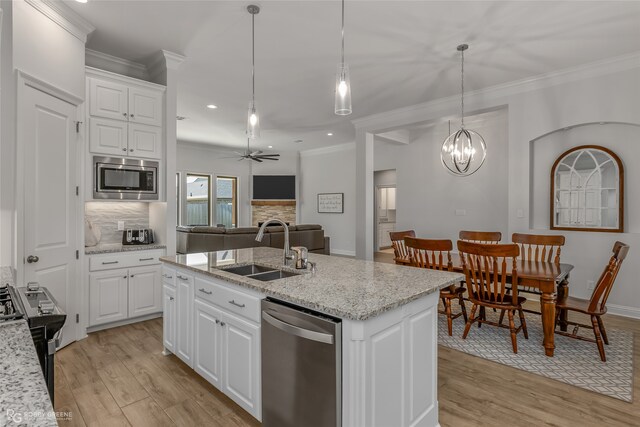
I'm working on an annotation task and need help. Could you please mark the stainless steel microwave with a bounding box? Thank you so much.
[94,156,159,200]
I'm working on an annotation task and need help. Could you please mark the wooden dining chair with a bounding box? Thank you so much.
[457,240,528,353]
[459,230,502,244]
[555,241,629,362]
[389,230,415,265]
[405,237,467,336]
[500,233,567,321]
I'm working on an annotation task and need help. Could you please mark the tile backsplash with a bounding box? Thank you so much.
[85,202,150,245]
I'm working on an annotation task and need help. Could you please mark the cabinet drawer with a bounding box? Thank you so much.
[89,250,164,271]
[162,266,176,287]
[194,277,261,323]
[215,284,261,323]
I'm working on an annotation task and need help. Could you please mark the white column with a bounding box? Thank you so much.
[355,130,374,260]
[148,50,185,256]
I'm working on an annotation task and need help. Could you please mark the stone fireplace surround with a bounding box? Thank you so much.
[251,200,296,226]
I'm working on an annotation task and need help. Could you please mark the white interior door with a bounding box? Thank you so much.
[21,85,78,348]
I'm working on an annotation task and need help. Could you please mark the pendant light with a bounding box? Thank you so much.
[334,0,352,115]
[246,5,260,139]
[441,44,487,176]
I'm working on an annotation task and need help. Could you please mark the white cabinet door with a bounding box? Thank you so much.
[128,87,163,127]
[163,284,176,353]
[128,123,162,159]
[89,117,128,156]
[89,78,128,122]
[221,311,260,418]
[194,299,223,387]
[128,265,162,318]
[176,274,194,366]
[89,270,129,326]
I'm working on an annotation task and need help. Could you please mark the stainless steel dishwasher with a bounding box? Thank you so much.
[261,298,342,427]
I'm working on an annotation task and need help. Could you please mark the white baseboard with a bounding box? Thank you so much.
[606,304,640,320]
[331,249,356,257]
[86,312,163,334]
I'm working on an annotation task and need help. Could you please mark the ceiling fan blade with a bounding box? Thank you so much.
[252,157,264,162]
[255,154,280,158]
[250,150,263,156]
[259,157,279,160]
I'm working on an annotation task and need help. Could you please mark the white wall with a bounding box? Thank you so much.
[300,144,356,255]
[177,141,299,227]
[13,1,85,100]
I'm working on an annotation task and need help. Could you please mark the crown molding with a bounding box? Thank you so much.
[352,50,640,132]
[300,142,355,157]
[86,66,166,91]
[85,49,149,81]
[18,70,83,106]
[25,0,95,43]
[148,50,186,81]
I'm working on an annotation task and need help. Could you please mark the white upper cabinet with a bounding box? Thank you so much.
[90,117,128,156]
[128,123,162,159]
[86,69,165,160]
[129,87,163,127]
[89,78,128,121]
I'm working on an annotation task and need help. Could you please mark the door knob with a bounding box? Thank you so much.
[27,255,39,263]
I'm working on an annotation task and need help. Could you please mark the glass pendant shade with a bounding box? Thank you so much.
[246,100,260,139]
[334,64,352,115]
[441,128,487,176]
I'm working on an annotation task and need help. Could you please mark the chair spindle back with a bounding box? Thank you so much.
[405,237,453,271]
[389,230,416,259]
[457,241,520,306]
[512,233,565,264]
[459,230,502,244]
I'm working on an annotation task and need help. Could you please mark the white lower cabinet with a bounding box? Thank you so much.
[176,273,194,366]
[221,310,260,417]
[163,284,176,353]
[164,267,262,420]
[128,265,162,317]
[89,270,129,326]
[194,299,223,387]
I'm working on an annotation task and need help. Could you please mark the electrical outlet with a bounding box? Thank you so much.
[455,209,467,216]
[587,280,595,291]
[117,221,125,231]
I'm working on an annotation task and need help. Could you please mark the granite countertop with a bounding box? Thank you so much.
[85,243,167,255]
[161,247,463,321]
[0,321,58,426]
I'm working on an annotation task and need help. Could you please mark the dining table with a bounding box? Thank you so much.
[397,254,574,357]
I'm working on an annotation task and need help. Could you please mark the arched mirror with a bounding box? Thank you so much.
[551,145,623,232]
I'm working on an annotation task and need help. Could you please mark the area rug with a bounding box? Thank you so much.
[437,307,634,402]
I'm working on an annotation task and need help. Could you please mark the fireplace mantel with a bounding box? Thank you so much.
[251,200,296,206]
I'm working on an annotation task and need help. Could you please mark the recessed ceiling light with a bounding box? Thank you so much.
[206,104,218,109]
[294,139,303,144]
[327,132,333,136]
[268,145,273,149]
[75,0,88,3]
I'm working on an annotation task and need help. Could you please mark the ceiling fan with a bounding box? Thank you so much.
[227,139,280,162]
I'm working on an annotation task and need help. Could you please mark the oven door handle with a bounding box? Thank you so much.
[48,329,63,355]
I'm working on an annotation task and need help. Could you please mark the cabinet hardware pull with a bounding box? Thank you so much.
[163,274,173,279]
[169,296,174,301]
[229,300,245,308]
[215,319,220,324]
[129,149,134,152]
[139,258,154,261]
[123,276,127,279]
[123,113,128,118]
[177,275,188,280]
[122,148,127,151]
[102,261,119,265]
[130,275,135,278]
[198,288,212,295]
[220,322,226,327]
[130,114,135,118]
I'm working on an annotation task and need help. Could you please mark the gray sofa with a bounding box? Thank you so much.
[176,224,330,255]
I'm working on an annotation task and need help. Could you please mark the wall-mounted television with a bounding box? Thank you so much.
[252,175,296,200]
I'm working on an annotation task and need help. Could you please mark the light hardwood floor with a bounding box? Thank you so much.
[56,256,638,426]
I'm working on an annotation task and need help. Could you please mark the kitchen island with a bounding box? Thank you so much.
[160,247,463,427]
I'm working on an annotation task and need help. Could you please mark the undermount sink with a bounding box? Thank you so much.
[219,263,301,282]
[221,264,276,276]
